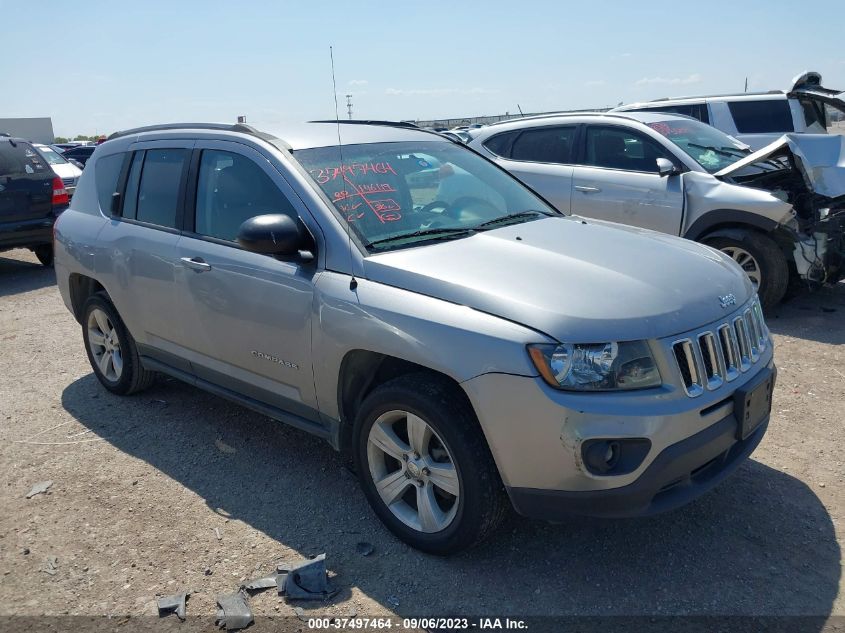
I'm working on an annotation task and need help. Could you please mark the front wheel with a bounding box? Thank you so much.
[353,373,508,555]
[705,232,789,310]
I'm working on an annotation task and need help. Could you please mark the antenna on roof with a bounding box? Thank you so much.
[330,46,357,291]
[744,77,748,93]
[517,104,524,116]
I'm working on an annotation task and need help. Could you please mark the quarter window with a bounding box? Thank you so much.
[194,150,295,242]
[95,153,125,214]
[510,126,576,164]
[584,127,672,173]
[135,149,188,228]
[482,131,520,157]
[727,100,794,134]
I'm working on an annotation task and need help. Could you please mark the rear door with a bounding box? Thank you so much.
[94,141,193,367]
[172,140,321,424]
[570,125,684,235]
[0,140,53,225]
[482,125,577,213]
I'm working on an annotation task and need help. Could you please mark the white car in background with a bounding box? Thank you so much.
[33,143,83,198]
[613,71,845,150]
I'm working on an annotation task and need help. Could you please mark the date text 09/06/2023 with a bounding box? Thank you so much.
[306,617,529,630]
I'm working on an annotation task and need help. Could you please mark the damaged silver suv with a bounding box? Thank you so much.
[55,122,775,554]
[469,111,845,309]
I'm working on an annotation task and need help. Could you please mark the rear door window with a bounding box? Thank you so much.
[134,149,188,228]
[727,100,794,133]
[509,126,577,164]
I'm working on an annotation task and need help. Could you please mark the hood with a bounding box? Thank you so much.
[363,217,753,342]
[714,133,845,199]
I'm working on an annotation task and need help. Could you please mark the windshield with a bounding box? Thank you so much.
[647,119,751,173]
[35,145,69,166]
[294,141,559,252]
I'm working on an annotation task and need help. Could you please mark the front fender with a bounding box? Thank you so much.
[311,272,549,421]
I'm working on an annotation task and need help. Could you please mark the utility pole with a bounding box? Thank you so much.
[345,94,353,120]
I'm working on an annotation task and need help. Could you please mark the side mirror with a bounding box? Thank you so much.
[656,158,679,177]
[69,159,84,169]
[237,214,306,257]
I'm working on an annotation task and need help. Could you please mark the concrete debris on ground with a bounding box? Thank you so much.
[216,590,253,630]
[241,573,282,593]
[41,556,58,576]
[278,553,337,601]
[157,592,189,620]
[25,480,53,498]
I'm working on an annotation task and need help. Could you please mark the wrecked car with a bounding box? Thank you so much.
[469,111,845,308]
[612,71,845,150]
[55,121,774,554]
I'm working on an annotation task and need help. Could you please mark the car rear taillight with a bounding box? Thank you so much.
[52,176,69,206]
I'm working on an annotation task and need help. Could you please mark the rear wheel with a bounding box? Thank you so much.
[705,232,789,310]
[33,244,53,267]
[353,373,508,555]
[82,293,156,395]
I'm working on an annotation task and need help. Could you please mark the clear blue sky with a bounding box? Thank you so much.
[3,0,844,137]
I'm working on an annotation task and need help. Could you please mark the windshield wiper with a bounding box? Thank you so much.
[687,142,744,158]
[474,210,553,230]
[366,227,475,249]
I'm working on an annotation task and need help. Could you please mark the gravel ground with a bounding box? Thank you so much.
[0,247,843,625]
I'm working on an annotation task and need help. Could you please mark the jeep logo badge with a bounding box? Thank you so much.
[719,294,737,309]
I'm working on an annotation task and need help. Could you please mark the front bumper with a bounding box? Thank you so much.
[508,411,768,520]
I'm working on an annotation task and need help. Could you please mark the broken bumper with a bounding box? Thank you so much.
[507,413,768,520]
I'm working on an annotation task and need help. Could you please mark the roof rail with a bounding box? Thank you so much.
[308,119,420,129]
[107,122,278,142]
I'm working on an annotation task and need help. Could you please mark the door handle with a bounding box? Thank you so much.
[575,185,602,193]
[180,256,212,272]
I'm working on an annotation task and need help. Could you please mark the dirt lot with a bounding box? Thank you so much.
[0,247,843,627]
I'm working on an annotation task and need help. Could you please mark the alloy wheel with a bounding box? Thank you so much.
[366,410,460,533]
[720,246,762,288]
[87,308,123,382]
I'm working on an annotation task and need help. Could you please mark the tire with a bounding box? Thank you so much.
[353,373,508,555]
[33,244,53,267]
[705,232,789,310]
[81,292,156,395]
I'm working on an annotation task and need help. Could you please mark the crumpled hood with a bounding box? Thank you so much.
[364,217,753,342]
[715,133,845,199]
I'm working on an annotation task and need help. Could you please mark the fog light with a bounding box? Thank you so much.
[581,438,651,476]
[583,440,620,473]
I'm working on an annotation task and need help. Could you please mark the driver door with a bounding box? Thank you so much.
[173,140,321,423]
[571,125,684,235]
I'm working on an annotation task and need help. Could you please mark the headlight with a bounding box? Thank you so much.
[528,341,661,391]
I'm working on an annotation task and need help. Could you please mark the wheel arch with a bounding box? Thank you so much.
[684,210,780,242]
[336,350,472,455]
[68,274,107,323]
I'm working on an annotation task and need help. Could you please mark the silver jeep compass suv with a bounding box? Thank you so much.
[54,122,775,554]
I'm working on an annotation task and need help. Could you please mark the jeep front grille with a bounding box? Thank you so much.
[672,299,767,397]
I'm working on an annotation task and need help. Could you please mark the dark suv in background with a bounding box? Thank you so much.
[0,134,69,266]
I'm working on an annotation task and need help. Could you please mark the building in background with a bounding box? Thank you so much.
[0,117,55,143]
